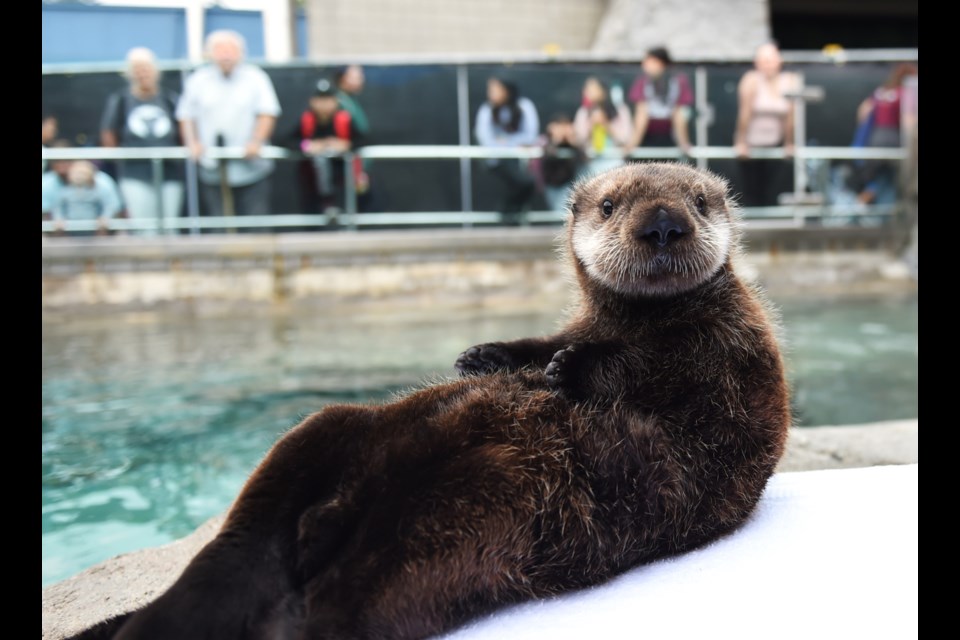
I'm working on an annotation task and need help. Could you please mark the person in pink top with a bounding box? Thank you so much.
[572,77,633,174]
[733,42,799,207]
[626,47,693,154]
[573,77,632,149]
[854,63,918,204]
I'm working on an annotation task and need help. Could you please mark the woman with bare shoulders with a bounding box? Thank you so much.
[733,42,798,208]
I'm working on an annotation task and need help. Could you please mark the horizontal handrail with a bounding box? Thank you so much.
[39,202,901,234]
[41,48,919,76]
[41,144,910,162]
[41,144,911,234]
[356,145,910,161]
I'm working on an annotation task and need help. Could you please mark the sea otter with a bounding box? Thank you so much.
[70,162,791,640]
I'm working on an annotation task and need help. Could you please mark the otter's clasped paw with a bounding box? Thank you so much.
[545,345,583,395]
[455,343,514,377]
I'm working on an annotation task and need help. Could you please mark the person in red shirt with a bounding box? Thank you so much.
[855,63,918,204]
[626,47,694,155]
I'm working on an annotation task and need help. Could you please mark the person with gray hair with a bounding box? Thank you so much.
[100,46,183,234]
[176,30,281,220]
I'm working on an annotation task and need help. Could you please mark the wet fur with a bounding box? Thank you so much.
[70,163,791,640]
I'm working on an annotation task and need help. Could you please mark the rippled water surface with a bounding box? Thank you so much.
[42,293,917,586]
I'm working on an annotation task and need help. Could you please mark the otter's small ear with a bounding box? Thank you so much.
[568,199,579,217]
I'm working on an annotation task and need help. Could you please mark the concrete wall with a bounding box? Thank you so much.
[591,0,770,59]
[304,0,769,59]
[41,226,915,314]
[306,0,607,57]
[41,229,569,314]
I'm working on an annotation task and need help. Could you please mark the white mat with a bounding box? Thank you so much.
[445,464,919,640]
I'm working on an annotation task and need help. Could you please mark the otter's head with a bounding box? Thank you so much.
[567,162,739,298]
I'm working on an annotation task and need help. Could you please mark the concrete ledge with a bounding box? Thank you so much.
[41,228,566,262]
[41,225,909,265]
[42,228,916,312]
[41,420,918,640]
[777,420,919,472]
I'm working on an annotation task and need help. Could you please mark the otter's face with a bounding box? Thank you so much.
[568,163,738,297]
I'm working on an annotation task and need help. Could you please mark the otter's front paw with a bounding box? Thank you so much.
[545,345,584,396]
[455,343,515,376]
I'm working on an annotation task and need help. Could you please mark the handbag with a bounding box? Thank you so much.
[851,106,876,167]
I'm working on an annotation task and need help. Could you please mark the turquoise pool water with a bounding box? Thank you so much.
[41,293,918,586]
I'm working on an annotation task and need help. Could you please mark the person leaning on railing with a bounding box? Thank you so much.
[288,78,365,217]
[42,145,123,237]
[175,30,281,219]
[625,47,693,156]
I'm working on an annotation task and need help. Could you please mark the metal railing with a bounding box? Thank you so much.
[41,143,910,234]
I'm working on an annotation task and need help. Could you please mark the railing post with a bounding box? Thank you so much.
[344,151,358,231]
[180,67,201,236]
[793,71,807,201]
[456,63,474,228]
[151,157,165,235]
[694,66,711,170]
[184,157,201,235]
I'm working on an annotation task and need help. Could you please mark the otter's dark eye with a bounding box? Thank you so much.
[695,195,707,216]
[602,199,614,217]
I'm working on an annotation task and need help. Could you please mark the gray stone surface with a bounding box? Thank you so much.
[42,516,223,640]
[302,0,769,59]
[777,420,919,472]
[305,0,607,56]
[42,420,918,639]
[591,0,770,59]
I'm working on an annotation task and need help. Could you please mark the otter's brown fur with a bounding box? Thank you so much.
[71,163,791,640]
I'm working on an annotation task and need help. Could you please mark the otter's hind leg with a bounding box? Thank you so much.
[108,404,382,640]
[299,444,543,640]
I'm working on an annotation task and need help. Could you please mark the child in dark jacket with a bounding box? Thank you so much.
[291,78,365,214]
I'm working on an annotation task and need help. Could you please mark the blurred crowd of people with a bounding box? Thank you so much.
[42,30,371,235]
[483,43,917,216]
[42,33,917,234]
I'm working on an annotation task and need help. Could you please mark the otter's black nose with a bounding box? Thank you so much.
[638,209,687,248]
